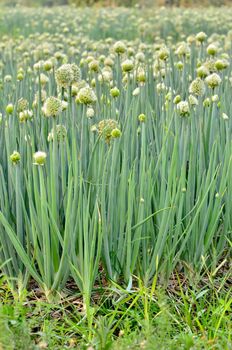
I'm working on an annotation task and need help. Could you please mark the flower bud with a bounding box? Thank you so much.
[138,113,146,122]
[6,103,14,114]
[196,31,207,43]
[97,119,120,143]
[121,59,134,73]
[111,128,122,138]
[110,87,120,98]
[10,151,20,164]
[44,60,53,71]
[113,41,126,54]
[207,44,218,56]
[33,151,47,166]
[173,95,181,104]
[86,107,95,118]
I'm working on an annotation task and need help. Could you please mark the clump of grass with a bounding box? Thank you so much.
[0,268,231,349]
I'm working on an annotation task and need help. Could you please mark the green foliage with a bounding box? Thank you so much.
[0,273,231,349]
[0,3,231,315]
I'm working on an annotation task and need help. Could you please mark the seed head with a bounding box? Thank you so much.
[197,65,209,78]
[207,44,218,56]
[121,59,134,73]
[189,78,205,96]
[77,87,97,105]
[175,43,190,58]
[113,41,126,54]
[43,96,62,117]
[188,94,198,106]
[55,64,74,88]
[176,61,184,70]
[86,107,95,118]
[17,98,29,113]
[19,110,33,123]
[203,97,211,107]
[177,101,190,117]
[196,31,207,43]
[158,46,169,61]
[89,60,99,73]
[205,73,222,89]
[97,119,120,143]
[215,59,229,71]
[136,68,146,83]
[71,63,81,83]
[43,60,53,71]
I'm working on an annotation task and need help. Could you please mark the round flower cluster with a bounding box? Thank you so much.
[77,87,97,105]
[121,59,134,73]
[196,31,207,43]
[158,46,169,61]
[10,151,21,164]
[89,60,99,73]
[71,63,81,83]
[55,63,81,88]
[44,60,53,71]
[97,119,121,143]
[175,43,190,58]
[86,107,95,118]
[113,41,126,54]
[189,78,205,96]
[4,75,12,83]
[204,60,217,74]
[55,64,74,88]
[177,101,190,117]
[6,103,14,114]
[197,65,209,79]
[173,95,181,104]
[17,98,29,113]
[110,87,120,98]
[138,113,146,122]
[33,151,47,166]
[205,73,222,89]
[43,96,63,117]
[207,44,218,56]
[189,95,198,106]
[215,59,229,71]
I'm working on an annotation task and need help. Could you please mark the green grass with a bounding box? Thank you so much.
[0,268,231,349]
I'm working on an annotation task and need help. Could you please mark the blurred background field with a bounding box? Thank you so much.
[0,0,232,7]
